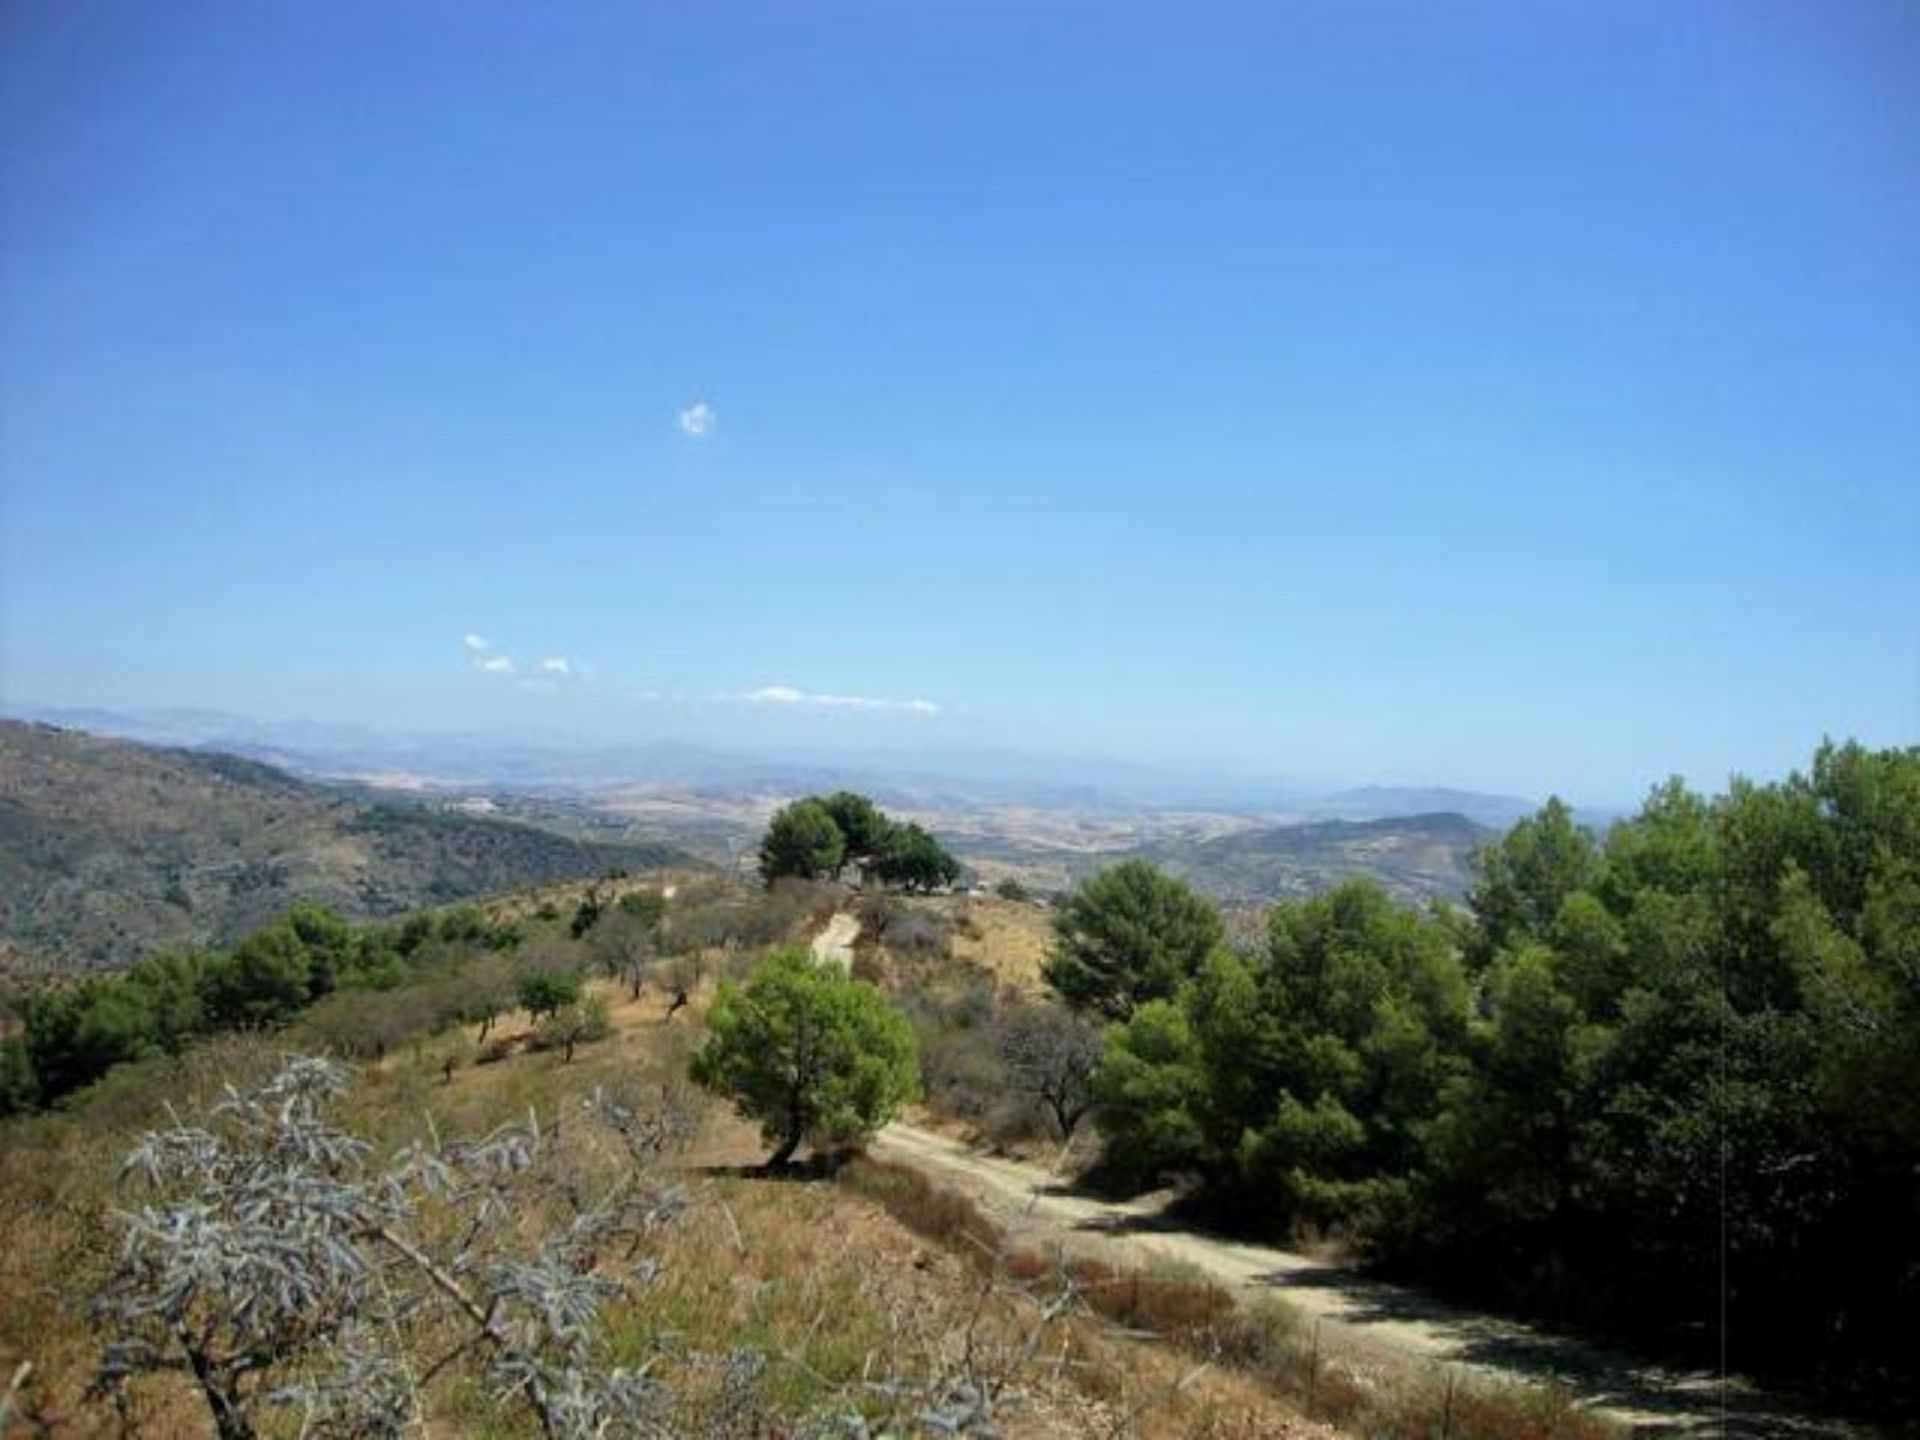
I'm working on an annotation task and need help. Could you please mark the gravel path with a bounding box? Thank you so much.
[870,1123,1856,1439]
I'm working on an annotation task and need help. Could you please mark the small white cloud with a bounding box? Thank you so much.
[677,401,716,439]
[743,684,938,716]
[539,657,572,676]
[475,655,515,674]
[463,633,490,652]
[747,685,806,705]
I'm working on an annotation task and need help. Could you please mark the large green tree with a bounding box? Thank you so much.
[1095,879,1469,1228]
[691,946,919,1165]
[1043,860,1224,1019]
[757,799,847,885]
[1465,797,1601,964]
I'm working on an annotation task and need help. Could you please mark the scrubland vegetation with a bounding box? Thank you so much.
[3,742,1913,1433]
[0,897,1437,1439]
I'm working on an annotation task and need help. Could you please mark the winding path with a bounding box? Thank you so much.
[869,1123,1853,1439]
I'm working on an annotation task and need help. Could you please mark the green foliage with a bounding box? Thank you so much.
[1465,797,1600,963]
[692,946,919,1164]
[1095,882,1467,1226]
[4,897,549,1111]
[756,792,960,893]
[993,878,1032,902]
[1088,740,1920,1390]
[758,799,847,884]
[1090,999,1209,1176]
[0,1035,34,1117]
[201,924,314,1028]
[872,821,961,893]
[532,994,613,1061]
[517,969,582,1021]
[1043,860,1224,1019]
[819,790,892,863]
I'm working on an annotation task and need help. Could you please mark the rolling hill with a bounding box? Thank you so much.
[1132,811,1492,907]
[0,721,687,976]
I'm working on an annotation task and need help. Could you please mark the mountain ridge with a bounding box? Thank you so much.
[0,720,688,977]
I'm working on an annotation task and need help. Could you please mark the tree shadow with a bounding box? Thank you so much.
[685,1151,856,1183]
[1055,1208,1863,1439]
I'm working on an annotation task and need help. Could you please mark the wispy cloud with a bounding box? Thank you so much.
[743,684,938,717]
[464,633,491,652]
[677,401,715,439]
[539,657,572,676]
[475,654,515,674]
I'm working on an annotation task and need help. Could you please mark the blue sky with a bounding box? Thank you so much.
[2,1,1915,801]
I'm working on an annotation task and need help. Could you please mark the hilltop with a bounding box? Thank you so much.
[0,721,686,976]
[1127,811,1490,907]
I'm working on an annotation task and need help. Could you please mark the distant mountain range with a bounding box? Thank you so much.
[0,721,686,977]
[3,704,1582,824]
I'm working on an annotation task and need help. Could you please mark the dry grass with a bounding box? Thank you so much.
[941,895,1055,993]
[1,931,1610,1440]
[0,978,1314,1438]
[839,1158,1617,1440]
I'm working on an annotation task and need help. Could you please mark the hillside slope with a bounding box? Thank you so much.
[1138,811,1490,905]
[0,721,684,976]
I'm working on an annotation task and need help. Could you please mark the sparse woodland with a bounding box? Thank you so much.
[2,748,1916,1433]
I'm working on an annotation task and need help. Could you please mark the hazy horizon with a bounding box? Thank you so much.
[0,693,1813,815]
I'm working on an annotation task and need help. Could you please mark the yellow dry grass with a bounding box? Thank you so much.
[0,969,1321,1439]
[941,895,1055,994]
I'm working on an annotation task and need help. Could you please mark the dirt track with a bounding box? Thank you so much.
[810,911,860,969]
[869,1123,1856,1439]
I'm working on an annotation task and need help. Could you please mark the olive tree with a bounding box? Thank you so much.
[92,1055,694,1439]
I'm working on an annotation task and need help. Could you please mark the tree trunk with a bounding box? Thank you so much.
[767,1116,805,1169]
[182,1344,255,1440]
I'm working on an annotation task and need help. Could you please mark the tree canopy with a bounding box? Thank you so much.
[819,790,892,864]
[1042,860,1224,1019]
[757,799,846,884]
[872,821,961,893]
[2,902,523,1115]
[691,946,919,1165]
[756,792,959,892]
[1081,739,1920,1391]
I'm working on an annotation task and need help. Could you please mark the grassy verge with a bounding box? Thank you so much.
[841,1158,1617,1440]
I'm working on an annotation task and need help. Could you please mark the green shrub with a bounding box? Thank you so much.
[692,947,918,1165]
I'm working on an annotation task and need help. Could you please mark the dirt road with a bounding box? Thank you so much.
[811,911,860,970]
[869,1123,1852,1439]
